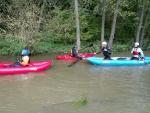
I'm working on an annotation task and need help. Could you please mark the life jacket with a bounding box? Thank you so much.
[70,49,78,56]
[20,55,30,66]
[133,48,138,55]
[102,46,112,56]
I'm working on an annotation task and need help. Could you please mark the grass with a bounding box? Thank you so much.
[69,97,88,108]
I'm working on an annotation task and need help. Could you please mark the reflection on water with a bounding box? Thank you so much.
[0,54,150,113]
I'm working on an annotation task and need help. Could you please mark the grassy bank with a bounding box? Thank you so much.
[0,36,149,56]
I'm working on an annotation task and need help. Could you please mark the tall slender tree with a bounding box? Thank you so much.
[101,0,106,42]
[108,0,120,47]
[36,0,46,33]
[136,0,145,42]
[74,0,81,49]
[140,5,150,48]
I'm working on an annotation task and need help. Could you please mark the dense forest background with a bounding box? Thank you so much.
[0,0,150,55]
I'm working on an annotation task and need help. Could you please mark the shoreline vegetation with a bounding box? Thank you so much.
[0,38,150,56]
[0,0,150,56]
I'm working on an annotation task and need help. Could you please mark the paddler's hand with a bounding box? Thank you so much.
[141,57,144,61]
[16,58,21,62]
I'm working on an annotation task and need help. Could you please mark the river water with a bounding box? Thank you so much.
[0,52,150,113]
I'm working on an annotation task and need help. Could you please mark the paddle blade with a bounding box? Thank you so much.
[67,59,80,67]
[88,43,93,47]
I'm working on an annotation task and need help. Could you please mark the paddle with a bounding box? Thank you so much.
[67,43,93,67]
[67,59,81,67]
[79,43,93,51]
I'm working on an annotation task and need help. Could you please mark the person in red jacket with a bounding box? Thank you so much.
[131,42,144,60]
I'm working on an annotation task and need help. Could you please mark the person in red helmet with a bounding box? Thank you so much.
[131,42,144,60]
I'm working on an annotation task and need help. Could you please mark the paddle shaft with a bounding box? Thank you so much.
[79,44,93,51]
[67,59,81,67]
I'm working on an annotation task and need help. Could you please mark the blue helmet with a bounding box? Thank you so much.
[22,49,29,55]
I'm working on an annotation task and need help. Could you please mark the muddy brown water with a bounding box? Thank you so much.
[0,51,150,113]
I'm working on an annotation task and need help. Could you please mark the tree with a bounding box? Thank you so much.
[140,4,150,48]
[74,0,81,49]
[101,0,106,42]
[36,0,46,32]
[108,0,120,47]
[135,0,145,42]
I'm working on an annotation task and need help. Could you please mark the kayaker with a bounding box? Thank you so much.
[10,49,30,67]
[70,46,83,60]
[131,42,144,60]
[94,41,112,60]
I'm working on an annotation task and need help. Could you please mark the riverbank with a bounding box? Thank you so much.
[1,40,150,56]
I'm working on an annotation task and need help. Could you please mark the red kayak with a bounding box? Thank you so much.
[56,53,94,60]
[0,60,53,75]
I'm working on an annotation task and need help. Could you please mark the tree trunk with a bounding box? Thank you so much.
[135,0,145,42]
[74,0,81,49]
[101,0,106,42]
[36,0,46,32]
[140,5,150,48]
[108,0,120,47]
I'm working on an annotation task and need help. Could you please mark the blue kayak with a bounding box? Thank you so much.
[86,57,150,66]
[145,56,150,60]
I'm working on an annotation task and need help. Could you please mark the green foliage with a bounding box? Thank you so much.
[44,4,99,44]
[141,38,150,50]
[79,7,100,41]
[34,42,72,54]
[112,43,128,52]
[0,0,149,56]
[45,6,76,44]
[0,36,24,55]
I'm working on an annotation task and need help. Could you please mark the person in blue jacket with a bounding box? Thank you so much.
[94,41,112,60]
